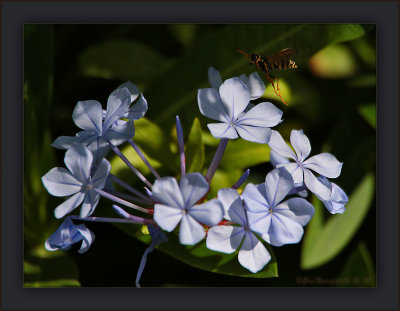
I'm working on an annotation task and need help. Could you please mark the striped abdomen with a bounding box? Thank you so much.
[267,58,297,70]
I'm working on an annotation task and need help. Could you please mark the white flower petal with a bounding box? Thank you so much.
[208,66,223,90]
[80,191,100,218]
[103,87,131,130]
[117,81,140,103]
[72,100,103,134]
[217,188,246,225]
[207,123,238,139]
[239,72,265,100]
[154,203,183,232]
[106,120,135,145]
[277,163,304,184]
[127,94,148,120]
[290,130,311,162]
[303,169,331,200]
[219,78,250,121]
[189,199,224,226]
[180,173,209,208]
[235,124,271,144]
[273,198,315,227]
[238,232,271,273]
[264,168,294,208]
[198,88,228,122]
[303,153,343,178]
[206,225,245,254]
[270,150,290,167]
[268,212,304,246]
[268,130,297,160]
[87,136,110,161]
[54,192,86,219]
[317,176,348,214]
[92,159,111,189]
[236,102,282,128]
[42,168,82,197]
[152,177,184,208]
[247,210,272,235]
[76,225,95,254]
[179,214,205,245]
[64,144,93,183]
[242,183,269,212]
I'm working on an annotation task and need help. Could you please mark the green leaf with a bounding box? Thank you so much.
[186,118,205,173]
[145,24,366,127]
[301,173,375,269]
[136,231,278,278]
[358,104,376,129]
[336,242,376,287]
[133,118,176,171]
[24,251,81,288]
[78,40,170,83]
[219,139,270,170]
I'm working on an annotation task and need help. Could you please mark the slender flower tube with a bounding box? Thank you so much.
[176,116,186,177]
[128,139,161,179]
[205,138,229,182]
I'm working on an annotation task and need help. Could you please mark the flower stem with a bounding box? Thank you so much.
[108,174,151,203]
[176,116,186,177]
[71,215,154,225]
[95,188,150,214]
[112,205,154,224]
[128,139,161,179]
[232,169,250,189]
[108,142,153,188]
[205,138,229,183]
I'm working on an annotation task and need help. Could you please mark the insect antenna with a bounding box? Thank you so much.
[236,49,250,57]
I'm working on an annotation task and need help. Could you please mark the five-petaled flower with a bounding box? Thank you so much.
[242,167,315,246]
[42,144,111,218]
[45,216,95,254]
[52,84,147,160]
[268,129,343,201]
[198,77,283,144]
[206,188,271,273]
[152,173,224,245]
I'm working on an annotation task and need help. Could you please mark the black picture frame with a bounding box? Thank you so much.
[1,1,398,310]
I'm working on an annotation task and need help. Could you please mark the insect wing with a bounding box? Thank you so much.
[266,48,297,63]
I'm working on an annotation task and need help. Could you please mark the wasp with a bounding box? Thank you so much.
[237,48,298,105]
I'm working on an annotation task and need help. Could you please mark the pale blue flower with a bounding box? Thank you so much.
[45,217,95,254]
[208,66,265,100]
[242,168,315,246]
[268,130,343,200]
[206,188,271,273]
[316,176,348,214]
[152,173,224,245]
[198,77,283,143]
[52,84,147,160]
[42,144,111,219]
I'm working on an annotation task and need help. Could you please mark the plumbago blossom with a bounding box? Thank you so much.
[52,82,147,161]
[268,130,348,213]
[42,70,348,287]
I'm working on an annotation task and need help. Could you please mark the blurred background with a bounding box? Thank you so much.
[24,24,376,287]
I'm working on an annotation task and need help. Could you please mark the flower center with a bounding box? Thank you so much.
[82,183,93,192]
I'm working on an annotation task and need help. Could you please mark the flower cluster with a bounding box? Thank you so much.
[42,67,348,286]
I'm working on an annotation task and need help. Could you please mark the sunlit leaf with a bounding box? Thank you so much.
[186,118,205,173]
[301,173,375,269]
